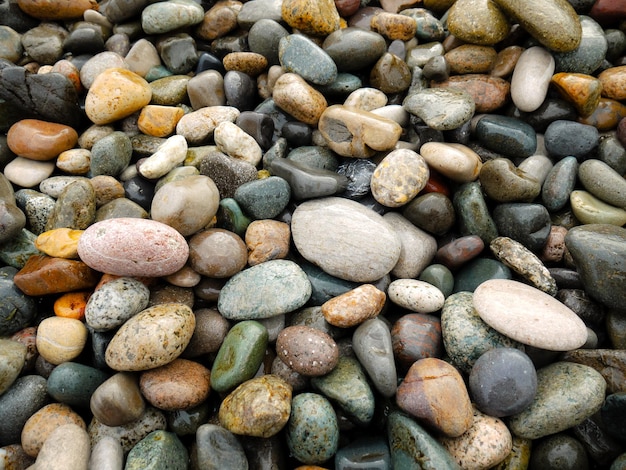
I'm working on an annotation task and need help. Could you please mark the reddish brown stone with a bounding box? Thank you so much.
[578,98,626,132]
[490,45,524,78]
[17,0,98,20]
[590,0,626,26]
[13,254,100,296]
[7,119,78,161]
[196,0,242,41]
[599,65,626,101]
[444,45,498,74]
[432,74,510,113]
[420,169,452,197]
[436,235,485,270]
[334,0,360,16]
[391,314,443,372]
[551,72,603,117]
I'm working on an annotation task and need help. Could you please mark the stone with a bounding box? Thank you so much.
[335,436,390,469]
[291,197,401,282]
[321,284,386,328]
[571,190,626,226]
[396,357,473,437]
[510,46,555,113]
[219,375,292,437]
[507,362,606,439]
[402,192,456,237]
[217,260,311,320]
[210,320,268,393]
[579,159,626,209]
[268,159,347,201]
[245,219,290,266]
[542,156,579,212]
[47,362,108,409]
[3,157,55,188]
[388,279,445,313]
[544,120,599,160]
[193,424,249,469]
[551,72,603,117]
[493,203,551,253]
[85,277,150,332]
[562,349,626,394]
[552,15,608,74]
[391,313,443,372]
[491,0,582,52]
[436,235,485,270]
[7,119,77,161]
[85,68,152,125]
[188,228,247,278]
[565,224,626,309]
[279,34,337,86]
[276,325,338,376]
[0,266,36,336]
[440,408,512,470]
[281,0,340,36]
[234,176,291,219]
[214,121,262,166]
[138,135,187,180]
[124,430,188,470]
[322,27,387,73]
[140,358,211,411]
[150,75,190,106]
[527,433,590,470]
[447,0,510,45]
[35,316,88,365]
[419,142,481,183]
[0,375,47,446]
[90,372,146,427]
[469,348,537,417]
[599,66,626,101]
[33,424,90,470]
[370,149,429,208]
[286,393,339,465]
[441,291,524,374]
[474,279,587,350]
[353,317,398,398]
[77,218,189,277]
[21,402,85,458]
[141,0,204,35]
[371,12,417,41]
[45,179,96,231]
[403,88,475,131]
[476,116,537,159]
[105,303,195,371]
[0,339,26,396]
[444,45,498,75]
[197,149,256,198]
[453,182,499,244]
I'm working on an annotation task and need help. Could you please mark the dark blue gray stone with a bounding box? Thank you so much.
[322,27,387,72]
[279,34,337,85]
[0,266,35,336]
[542,156,579,212]
[248,19,289,66]
[544,120,599,160]
[553,16,608,74]
[0,375,48,446]
[475,115,537,159]
[47,362,109,409]
[493,203,551,252]
[224,70,257,111]
[269,158,348,201]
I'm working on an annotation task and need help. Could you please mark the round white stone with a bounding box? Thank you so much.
[510,46,555,113]
[473,279,587,351]
[388,279,445,313]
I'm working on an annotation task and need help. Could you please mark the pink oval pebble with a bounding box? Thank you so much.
[77,218,189,277]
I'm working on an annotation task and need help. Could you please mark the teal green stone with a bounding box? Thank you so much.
[0,228,40,268]
[301,261,359,305]
[476,115,537,158]
[218,198,251,238]
[335,436,391,470]
[287,146,339,171]
[418,264,454,297]
[453,257,512,293]
[565,224,626,309]
[125,430,188,470]
[542,156,578,212]
[218,259,312,320]
[279,34,338,85]
[317,73,363,97]
[89,131,132,177]
[211,320,268,394]
[387,412,461,470]
[166,402,210,436]
[311,356,375,425]
[287,393,339,465]
[441,292,524,374]
[145,65,173,82]
[453,182,498,244]
[47,362,109,409]
[402,8,446,41]
[233,176,291,220]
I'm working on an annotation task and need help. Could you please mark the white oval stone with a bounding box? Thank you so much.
[473,279,588,351]
[388,279,445,313]
[34,424,90,470]
[419,142,482,183]
[4,157,55,188]
[292,197,401,282]
[214,121,262,166]
[139,135,188,179]
[510,46,555,112]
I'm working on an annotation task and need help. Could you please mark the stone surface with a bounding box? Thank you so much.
[403,88,475,131]
[194,423,249,469]
[276,325,338,376]
[125,430,188,470]
[321,284,386,328]
[388,279,445,313]
[370,149,429,208]
[21,402,85,458]
[36,316,88,365]
[511,46,555,113]
[391,313,443,371]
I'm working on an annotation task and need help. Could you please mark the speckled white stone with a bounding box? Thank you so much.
[388,279,445,313]
[214,121,262,166]
[510,46,555,113]
[138,135,187,179]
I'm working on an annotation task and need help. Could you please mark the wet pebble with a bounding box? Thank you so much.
[85,277,150,332]
[90,372,146,427]
[387,278,444,313]
[276,325,338,376]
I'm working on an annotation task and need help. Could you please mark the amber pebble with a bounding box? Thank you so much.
[444,45,498,74]
[53,291,90,320]
[551,72,603,117]
[137,105,185,138]
[598,65,626,101]
[35,228,83,259]
[7,119,78,161]
[36,316,88,364]
[17,0,98,20]
[223,52,268,76]
[321,284,386,328]
[51,59,83,93]
[20,403,86,457]
[370,11,417,41]
[578,98,626,131]
[245,219,290,266]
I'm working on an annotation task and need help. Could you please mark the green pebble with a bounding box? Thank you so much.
[218,198,251,237]
[234,176,291,220]
[453,257,512,293]
[124,430,188,470]
[47,362,109,409]
[418,264,454,297]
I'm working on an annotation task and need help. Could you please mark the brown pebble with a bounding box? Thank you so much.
[276,325,339,376]
[541,225,568,263]
[432,74,510,113]
[7,119,78,161]
[188,228,248,278]
[321,284,386,328]
[436,235,485,270]
[223,52,268,76]
[370,11,417,41]
[391,313,443,372]
[445,44,498,74]
[182,308,230,358]
[245,219,291,266]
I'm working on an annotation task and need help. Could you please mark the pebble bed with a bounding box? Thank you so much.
[0,0,626,469]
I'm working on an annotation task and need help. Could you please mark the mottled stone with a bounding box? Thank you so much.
[562,349,626,394]
[219,375,292,437]
[493,203,551,253]
[370,149,429,208]
[0,339,26,396]
[281,0,340,36]
[552,16,608,75]
[388,279,445,313]
[245,219,290,266]
[544,120,599,160]
[125,430,188,470]
[507,362,606,439]
[21,403,85,458]
[193,423,249,469]
[447,0,510,45]
[276,325,338,376]
[279,34,337,86]
[105,303,195,371]
[272,73,328,126]
[321,284,386,328]
[476,116,537,159]
[141,0,204,35]
[403,88,475,131]
[453,182,499,244]
[47,362,108,409]
[551,72,603,117]
[85,277,150,332]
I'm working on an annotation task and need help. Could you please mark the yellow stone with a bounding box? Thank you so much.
[281,0,340,36]
[85,68,152,125]
[137,105,185,137]
[35,228,83,259]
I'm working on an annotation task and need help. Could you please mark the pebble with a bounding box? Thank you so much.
[370,148,429,208]
[281,0,340,36]
[391,313,443,371]
[0,375,47,446]
[335,436,390,469]
[36,316,88,365]
[279,34,337,86]
[475,115,537,159]
[188,228,247,278]
[291,197,401,282]
[403,87,475,131]
[141,0,204,35]
[493,203,551,253]
[507,362,606,439]
[419,142,481,183]
[234,176,291,219]
[77,218,189,277]
[7,119,78,161]
[447,0,509,45]
[276,325,338,376]
[553,15,607,75]
[387,278,444,313]
[90,372,146,427]
[436,235,485,270]
[193,424,249,469]
[47,362,108,409]
[321,284,386,328]
[562,349,626,394]
[542,156,579,212]
[396,357,473,437]
[272,73,328,126]
[510,47,555,113]
[0,267,36,336]
[322,27,386,72]
[87,436,123,470]
[4,157,56,188]
[218,374,292,437]
[245,219,290,266]
[528,433,590,470]
[571,190,626,226]
[578,159,626,209]
[402,192,456,236]
[124,430,187,470]
[105,303,195,371]
[214,121,263,166]
[0,339,26,395]
[453,182,499,244]
[551,72,603,118]
[544,120,599,159]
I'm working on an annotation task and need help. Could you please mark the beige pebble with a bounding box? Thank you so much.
[4,157,56,188]
[138,135,187,179]
[90,175,125,207]
[343,87,388,111]
[175,105,240,145]
[36,316,88,365]
[124,38,161,77]
[245,219,291,266]
[56,149,91,174]
[34,424,90,470]
[272,72,328,126]
[163,265,202,288]
[322,284,386,328]
[419,142,482,183]
[371,148,429,208]
[90,372,146,427]
[77,124,115,150]
[388,279,445,313]
[21,403,86,458]
[214,121,263,166]
[570,190,626,226]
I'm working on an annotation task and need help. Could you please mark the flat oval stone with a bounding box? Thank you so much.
[396,357,473,437]
[403,88,475,131]
[321,284,386,328]
[90,372,146,427]
[291,197,401,282]
[210,320,268,393]
[279,34,337,86]
[510,46,555,112]
[469,348,537,417]
[47,362,109,409]
[476,115,537,159]
[544,120,599,160]
[491,0,582,52]
[419,142,481,183]
[219,375,292,438]
[387,411,462,470]
[85,277,150,332]
[218,260,311,320]
[77,218,189,277]
[124,430,188,470]
[353,317,398,398]
[370,148,429,208]
[579,159,626,209]
[441,408,512,470]
[194,424,249,469]
[542,156,579,212]
[36,316,87,365]
[508,362,606,439]
[105,303,195,371]
[276,325,338,376]
[286,393,339,465]
[141,0,204,34]
[441,292,524,374]
[474,279,588,350]
[272,73,328,126]
[33,424,90,470]
[388,279,445,313]
[565,224,626,309]
[7,119,78,161]
[311,356,375,425]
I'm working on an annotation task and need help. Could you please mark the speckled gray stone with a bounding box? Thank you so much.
[85,277,150,332]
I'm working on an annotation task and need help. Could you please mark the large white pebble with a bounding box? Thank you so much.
[388,279,445,313]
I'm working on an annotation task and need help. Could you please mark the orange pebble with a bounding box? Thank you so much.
[53,291,91,320]
[421,169,451,197]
